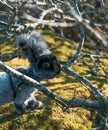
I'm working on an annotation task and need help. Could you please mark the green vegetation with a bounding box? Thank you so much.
[0,30,107,130]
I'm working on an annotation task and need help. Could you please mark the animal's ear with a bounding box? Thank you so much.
[16,31,51,63]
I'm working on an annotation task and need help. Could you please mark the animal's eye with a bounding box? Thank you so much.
[42,62,50,68]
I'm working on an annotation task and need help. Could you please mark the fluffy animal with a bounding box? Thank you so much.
[0,30,61,114]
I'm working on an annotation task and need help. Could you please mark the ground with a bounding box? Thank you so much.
[0,30,108,130]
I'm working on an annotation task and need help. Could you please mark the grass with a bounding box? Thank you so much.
[0,30,108,130]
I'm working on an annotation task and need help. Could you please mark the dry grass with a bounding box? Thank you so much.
[0,30,108,130]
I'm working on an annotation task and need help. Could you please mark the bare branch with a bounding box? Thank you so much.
[0,61,68,108]
[64,23,84,66]
[68,97,104,111]
[16,14,79,32]
[0,0,14,11]
[0,61,108,113]
[62,66,108,111]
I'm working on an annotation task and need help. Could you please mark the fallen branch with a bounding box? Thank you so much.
[0,60,68,108]
[0,61,108,112]
[62,66,108,111]
[68,97,104,111]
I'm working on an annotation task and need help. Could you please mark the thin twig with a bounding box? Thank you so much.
[64,23,84,66]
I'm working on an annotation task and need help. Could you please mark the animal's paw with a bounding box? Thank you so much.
[26,100,43,110]
[14,100,43,114]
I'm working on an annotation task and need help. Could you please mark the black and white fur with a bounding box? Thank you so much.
[0,31,60,114]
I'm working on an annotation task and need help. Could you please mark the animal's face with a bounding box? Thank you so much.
[32,55,61,80]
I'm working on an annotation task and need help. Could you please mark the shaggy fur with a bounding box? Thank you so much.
[0,31,61,114]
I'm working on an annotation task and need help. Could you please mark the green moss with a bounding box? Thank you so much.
[0,39,18,55]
